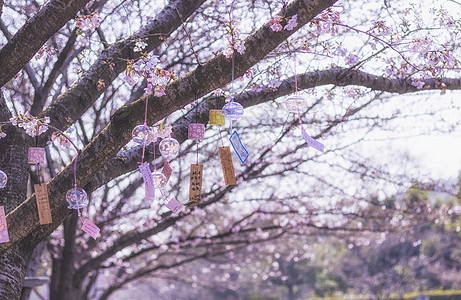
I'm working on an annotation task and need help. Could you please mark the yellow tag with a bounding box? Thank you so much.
[209,110,225,126]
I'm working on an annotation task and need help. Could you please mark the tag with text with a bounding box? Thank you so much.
[166,198,184,213]
[301,126,324,153]
[189,164,203,202]
[34,184,52,224]
[162,161,173,183]
[138,162,155,200]
[229,131,249,164]
[81,219,100,239]
[218,146,237,185]
[0,206,9,243]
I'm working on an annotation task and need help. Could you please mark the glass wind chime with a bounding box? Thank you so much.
[286,53,324,153]
[132,96,184,213]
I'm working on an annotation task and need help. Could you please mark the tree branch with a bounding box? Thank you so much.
[0,0,91,87]
[0,0,338,253]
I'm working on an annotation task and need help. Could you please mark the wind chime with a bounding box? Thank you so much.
[285,53,324,153]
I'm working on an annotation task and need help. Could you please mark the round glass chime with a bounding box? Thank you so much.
[285,94,307,113]
[152,172,167,189]
[222,101,244,121]
[0,170,7,189]
[66,188,89,209]
[132,124,155,146]
[159,137,180,159]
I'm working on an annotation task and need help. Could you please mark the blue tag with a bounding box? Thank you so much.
[229,131,249,164]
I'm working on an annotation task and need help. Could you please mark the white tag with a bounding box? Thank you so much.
[301,126,324,153]
[138,162,155,200]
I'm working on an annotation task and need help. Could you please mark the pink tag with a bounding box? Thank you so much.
[81,219,100,239]
[162,161,173,183]
[138,162,155,200]
[166,198,184,213]
[0,206,10,243]
[28,147,46,164]
[188,123,205,140]
[301,127,324,153]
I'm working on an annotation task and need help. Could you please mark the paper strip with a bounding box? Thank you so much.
[166,198,184,213]
[81,219,100,239]
[218,146,237,185]
[138,162,155,200]
[0,206,9,243]
[189,164,203,202]
[162,161,173,183]
[301,126,324,153]
[229,131,249,164]
[34,184,52,224]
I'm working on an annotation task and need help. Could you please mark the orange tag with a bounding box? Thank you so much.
[189,164,203,202]
[34,184,52,225]
[218,146,237,185]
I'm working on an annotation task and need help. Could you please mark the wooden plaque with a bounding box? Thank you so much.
[189,164,203,202]
[218,146,237,185]
[34,184,52,225]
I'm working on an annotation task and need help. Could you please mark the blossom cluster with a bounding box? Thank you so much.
[269,14,298,32]
[76,12,103,32]
[35,43,56,60]
[8,112,50,137]
[310,8,341,35]
[223,20,246,58]
[124,53,176,97]
[51,131,72,148]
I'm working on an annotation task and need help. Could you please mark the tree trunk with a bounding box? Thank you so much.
[0,92,37,299]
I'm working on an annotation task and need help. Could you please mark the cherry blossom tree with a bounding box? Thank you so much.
[1,0,461,299]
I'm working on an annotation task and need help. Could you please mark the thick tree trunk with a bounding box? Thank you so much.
[0,244,33,300]
[0,92,36,299]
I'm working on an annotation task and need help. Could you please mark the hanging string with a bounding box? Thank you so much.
[230,54,236,132]
[293,52,302,126]
[216,97,225,147]
[140,96,149,164]
[194,93,200,163]
[35,128,41,185]
[152,140,156,172]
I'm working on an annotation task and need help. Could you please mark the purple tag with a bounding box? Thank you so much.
[28,147,46,164]
[162,161,173,183]
[0,206,9,243]
[138,162,155,200]
[81,219,100,239]
[301,126,324,153]
[229,131,249,164]
[166,198,184,213]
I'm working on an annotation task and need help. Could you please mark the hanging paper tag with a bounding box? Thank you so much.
[81,219,100,239]
[0,206,9,243]
[34,184,52,225]
[189,164,203,202]
[138,162,155,200]
[209,110,225,126]
[229,131,249,164]
[218,146,237,185]
[301,126,324,153]
[162,161,173,183]
[28,147,46,164]
[166,198,184,213]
